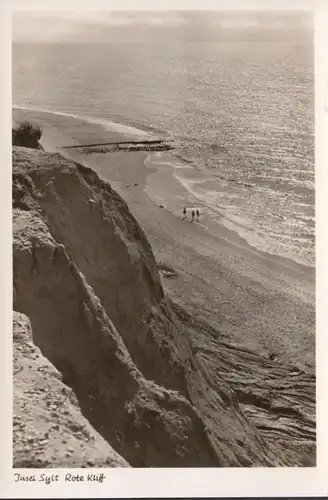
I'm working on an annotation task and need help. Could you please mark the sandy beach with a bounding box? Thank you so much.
[13,107,315,370]
[79,152,315,367]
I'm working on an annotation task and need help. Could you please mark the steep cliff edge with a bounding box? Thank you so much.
[13,311,129,468]
[13,146,315,467]
[13,207,216,467]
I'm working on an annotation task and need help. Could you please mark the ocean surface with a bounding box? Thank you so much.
[12,40,314,267]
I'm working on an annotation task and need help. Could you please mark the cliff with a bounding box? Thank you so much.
[12,146,316,467]
[13,311,129,468]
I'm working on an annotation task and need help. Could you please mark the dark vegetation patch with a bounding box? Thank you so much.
[12,121,42,150]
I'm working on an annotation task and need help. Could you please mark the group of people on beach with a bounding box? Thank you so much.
[183,206,200,222]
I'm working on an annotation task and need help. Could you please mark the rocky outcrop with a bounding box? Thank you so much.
[13,311,129,468]
[12,146,316,467]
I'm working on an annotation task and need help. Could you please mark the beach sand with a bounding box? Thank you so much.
[13,107,315,370]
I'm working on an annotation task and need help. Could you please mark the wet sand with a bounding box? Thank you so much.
[13,107,315,370]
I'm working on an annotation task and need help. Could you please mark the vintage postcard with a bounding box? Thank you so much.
[1,0,327,497]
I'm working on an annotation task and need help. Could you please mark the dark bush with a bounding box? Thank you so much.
[12,120,42,149]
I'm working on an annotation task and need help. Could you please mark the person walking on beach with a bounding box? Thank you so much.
[196,209,200,221]
[183,206,187,219]
[191,210,195,222]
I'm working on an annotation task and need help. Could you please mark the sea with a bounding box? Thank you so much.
[12,39,314,268]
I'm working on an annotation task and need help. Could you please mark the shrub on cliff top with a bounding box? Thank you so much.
[12,120,42,149]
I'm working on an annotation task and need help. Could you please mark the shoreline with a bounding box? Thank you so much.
[13,104,314,270]
[12,107,315,369]
[143,151,315,278]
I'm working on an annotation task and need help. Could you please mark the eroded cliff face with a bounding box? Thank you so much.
[13,147,187,395]
[13,311,129,468]
[12,146,316,467]
[13,207,216,467]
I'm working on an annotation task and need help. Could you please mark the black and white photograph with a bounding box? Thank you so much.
[10,1,318,479]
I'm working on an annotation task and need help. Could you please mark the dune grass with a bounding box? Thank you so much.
[12,120,42,149]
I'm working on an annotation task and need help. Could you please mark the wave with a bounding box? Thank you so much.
[172,168,314,268]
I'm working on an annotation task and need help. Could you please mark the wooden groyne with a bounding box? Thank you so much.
[62,139,174,151]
